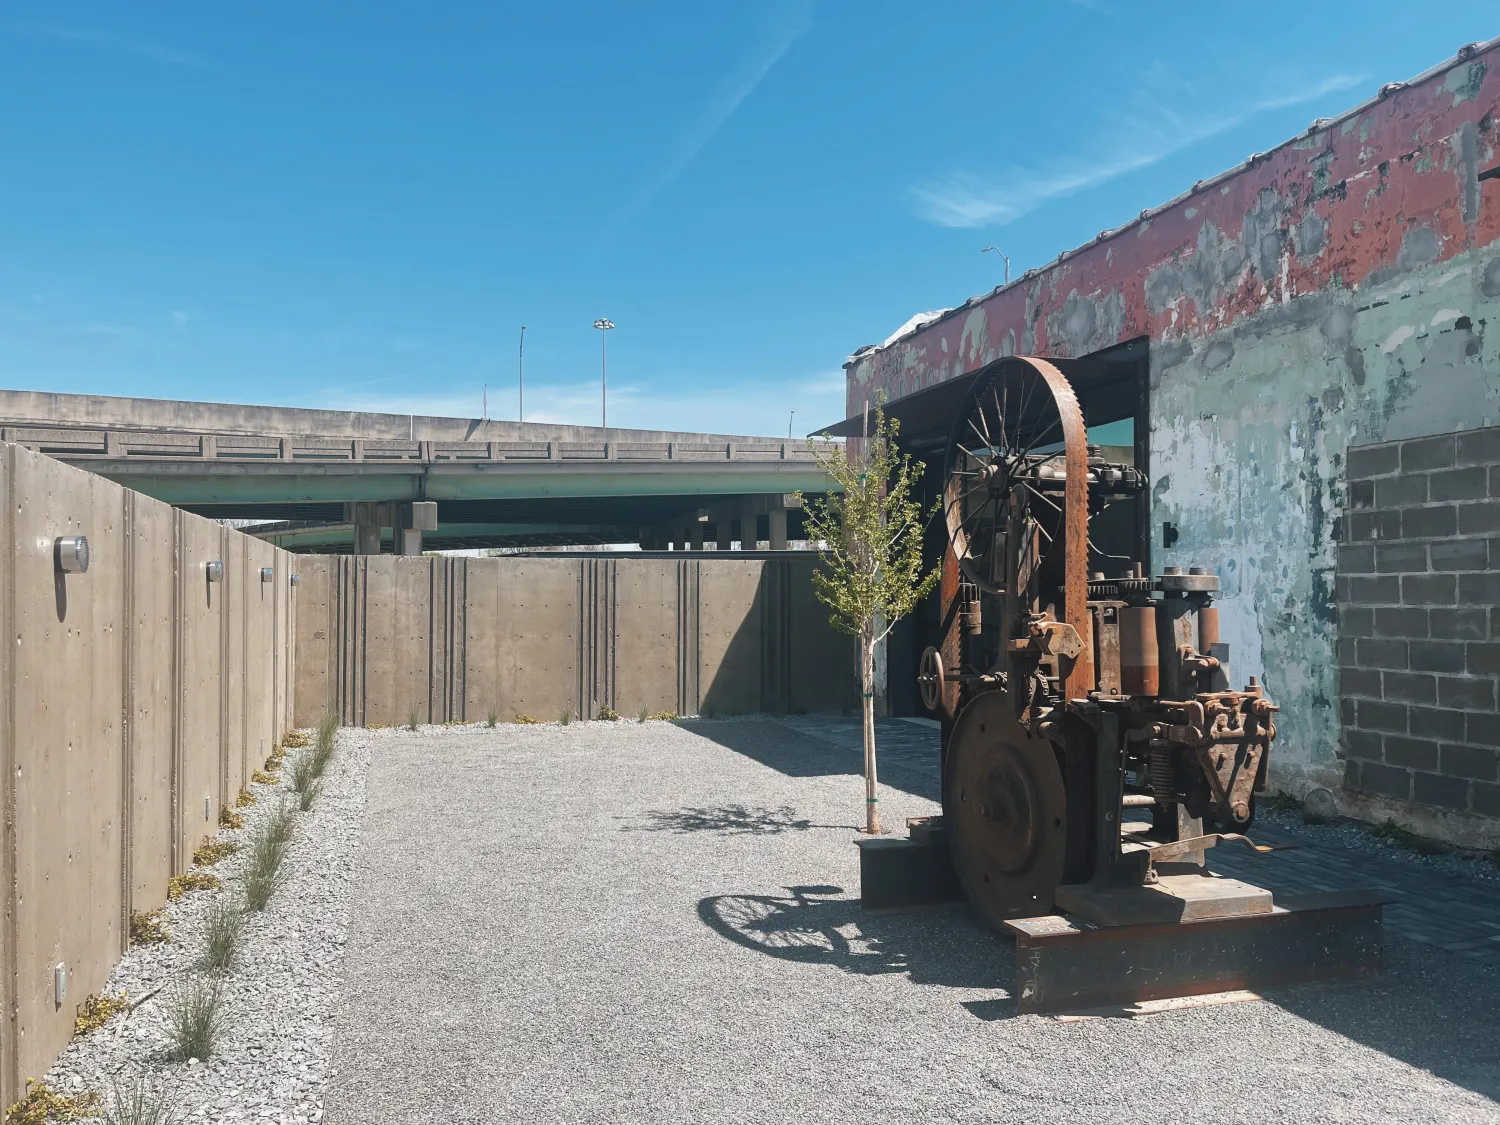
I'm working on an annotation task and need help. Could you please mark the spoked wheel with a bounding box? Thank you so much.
[917,646,944,713]
[942,690,1067,929]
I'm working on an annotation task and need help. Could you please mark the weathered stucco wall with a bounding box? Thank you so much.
[845,42,1500,829]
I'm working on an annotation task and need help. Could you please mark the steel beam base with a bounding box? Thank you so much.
[1005,890,1386,1016]
[854,817,965,913]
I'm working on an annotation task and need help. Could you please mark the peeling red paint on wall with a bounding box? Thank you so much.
[847,43,1500,414]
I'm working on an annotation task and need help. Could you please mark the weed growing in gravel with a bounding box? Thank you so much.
[1371,818,1447,855]
[191,838,238,867]
[290,752,319,802]
[218,806,244,830]
[595,704,620,721]
[486,707,499,728]
[235,787,256,808]
[166,978,226,1061]
[251,769,276,785]
[6,1078,102,1124]
[367,722,388,729]
[559,707,573,725]
[281,730,312,750]
[297,778,322,812]
[407,708,420,731]
[102,1076,181,1125]
[129,909,171,946]
[199,896,244,975]
[243,799,297,911]
[73,991,130,1036]
[637,705,649,722]
[317,712,338,749]
[167,872,221,901]
[647,710,680,721]
[307,722,337,780]
[513,713,540,724]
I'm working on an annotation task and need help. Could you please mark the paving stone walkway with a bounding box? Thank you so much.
[776,714,1500,967]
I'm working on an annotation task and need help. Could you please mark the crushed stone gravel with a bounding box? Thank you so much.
[324,718,1500,1125]
[41,732,371,1124]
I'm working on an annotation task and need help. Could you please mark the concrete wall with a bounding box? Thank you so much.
[294,555,859,726]
[844,41,1500,844]
[0,441,297,1109]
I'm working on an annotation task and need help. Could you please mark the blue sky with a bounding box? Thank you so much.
[1,3,1493,436]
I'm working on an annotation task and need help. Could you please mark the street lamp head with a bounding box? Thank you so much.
[593,318,615,331]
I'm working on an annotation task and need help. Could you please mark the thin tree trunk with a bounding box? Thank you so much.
[862,627,880,834]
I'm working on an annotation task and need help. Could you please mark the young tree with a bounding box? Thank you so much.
[798,401,939,834]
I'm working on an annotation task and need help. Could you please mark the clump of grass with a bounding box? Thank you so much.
[6,1079,102,1124]
[74,991,130,1037]
[191,838,238,867]
[595,704,620,721]
[637,704,650,723]
[486,706,500,728]
[199,896,244,975]
[1371,818,1447,855]
[559,707,573,726]
[251,769,276,785]
[647,710,680,721]
[406,708,420,732]
[101,1076,180,1125]
[281,730,311,750]
[513,713,540,725]
[166,978,226,1061]
[366,722,388,730]
[218,806,243,830]
[296,777,322,812]
[167,872,221,901]
[290,752,319,807]
[130,909,171,946]
[235,787,256,808]
[243,799,296,911]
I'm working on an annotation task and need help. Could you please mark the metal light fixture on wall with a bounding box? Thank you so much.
[206,561,224,583]
[54,536,90,574]
[290,574,300,587]
[261,567,274,583]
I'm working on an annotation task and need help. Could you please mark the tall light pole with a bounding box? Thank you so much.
[593,318,614,429]
[981,246,1011,285]
[518,325,527,423]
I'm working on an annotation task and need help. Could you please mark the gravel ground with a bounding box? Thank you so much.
[1255,803,1500,886]
[42,732,371,1123]
[325,718,1500,1125]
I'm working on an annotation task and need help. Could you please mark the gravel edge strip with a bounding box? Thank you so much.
[40,732,372,1123]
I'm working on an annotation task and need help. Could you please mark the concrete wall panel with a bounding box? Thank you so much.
[177,515,227,867]
[613,560,679,718]
[224,529,247,801]
[292,555,335,726]
[358,557,434,726]
[697,562,765,717]
[466,558,580,722]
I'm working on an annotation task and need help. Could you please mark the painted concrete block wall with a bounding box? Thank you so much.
[0,441,296,1110]
[844,42,1500,842]
[295,555,859,726]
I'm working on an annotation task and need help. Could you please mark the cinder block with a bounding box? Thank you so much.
[1458,572,1500,603]
[1349,576,1401,604]
[1458,500,1500,535]
[1401,573,1455,605]
[1337,544,1375,574]
[1357,698,1408,732]
[1430,607,1487,639]
[1491,466,1500,497]
[1383,735,1439,770]
[1343,728,1383,760]
[1439,743,1499,782]
[1375,542,1427,573]
[1357,761,1412,799]
[1356,637,1408,669]
[1341,606,1374,637]
[1429,539,1488,570]
[1340,697,1357,726]
[1348,479,1375,509]
[1473,780,1500,817]
[1467,643,1500,676]
[1456,427,1500,466]
[1341,667,1383,697]
[1336,637,1358,667]
[1437,675,1497,710]
[1409,704,1466,740]
[1375,475,1429,507]
[1373,606,1427,638]
[1347,442,1400,477]
[1412,770,1469,810]
[1383,672,1436,704]
[1408,640,1465,673]
[1402,505,1457,538]
[1348,510,1401,541]
[1401,434,1457,472]
[1430,467,1490,502]
[1467,711,1500,747]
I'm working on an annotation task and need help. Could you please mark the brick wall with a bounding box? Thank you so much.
[1338,428,1500,823]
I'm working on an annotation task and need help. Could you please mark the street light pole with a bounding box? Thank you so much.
[518,325,527,423]
[981,246,1011,285]
[593,318,614,429]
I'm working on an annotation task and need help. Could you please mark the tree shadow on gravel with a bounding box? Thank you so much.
[698,884,1014,1000]
[620,805,859,835]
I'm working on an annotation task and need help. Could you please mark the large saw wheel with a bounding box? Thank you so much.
[943,690,1067,928]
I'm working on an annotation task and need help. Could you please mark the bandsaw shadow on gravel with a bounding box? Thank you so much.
[698,884,1013,999]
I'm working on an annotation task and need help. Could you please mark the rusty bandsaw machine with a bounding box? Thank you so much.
[855,356,1385,1015]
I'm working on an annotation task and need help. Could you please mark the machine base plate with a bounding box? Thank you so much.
[1054,873,1273,927]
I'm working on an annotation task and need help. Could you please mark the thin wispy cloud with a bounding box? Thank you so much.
[20,24,217,71]
[911,70,1365,229]
[609,0,812,234]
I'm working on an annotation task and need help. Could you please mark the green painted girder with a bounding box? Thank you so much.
[258,522,625,549]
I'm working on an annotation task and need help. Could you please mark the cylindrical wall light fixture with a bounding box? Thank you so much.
[261,567,274,583]
[55,536,90,574]
[206,561,224,583]
[290,574,300,586]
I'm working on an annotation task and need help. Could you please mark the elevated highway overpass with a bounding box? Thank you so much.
[0,390,835,551]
